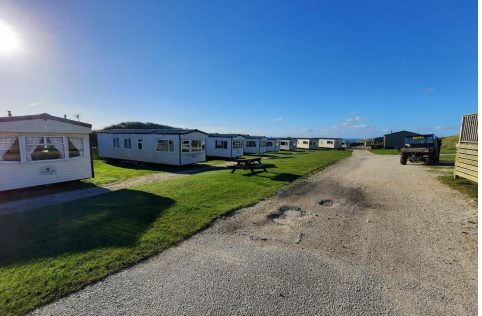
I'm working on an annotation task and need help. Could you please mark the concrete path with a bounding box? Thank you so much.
[0,163,232,216]
[30,149,478,316]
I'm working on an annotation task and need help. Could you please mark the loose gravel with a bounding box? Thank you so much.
[30,148,477,316]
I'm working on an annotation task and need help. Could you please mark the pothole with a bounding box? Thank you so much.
[319,199,334,207]
[269,206,303,225]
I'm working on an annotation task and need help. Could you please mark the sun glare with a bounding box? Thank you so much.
[0,22,20,53]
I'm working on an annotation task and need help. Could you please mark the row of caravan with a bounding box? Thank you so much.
[97,129,347,166]
[0,113,348,191]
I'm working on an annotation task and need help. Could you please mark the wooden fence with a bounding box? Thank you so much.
[454,113,478,182]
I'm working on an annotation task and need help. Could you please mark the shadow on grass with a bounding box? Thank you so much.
[242,171,301,183]
[433,161,455,167]
[0,189,174,267]
[267,156,297,160]
[102,158,206,173]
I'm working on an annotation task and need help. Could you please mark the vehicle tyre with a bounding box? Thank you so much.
[400,154,407,165]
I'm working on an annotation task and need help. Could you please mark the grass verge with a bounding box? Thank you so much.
[438,173,478,202]
[0,150,351,315]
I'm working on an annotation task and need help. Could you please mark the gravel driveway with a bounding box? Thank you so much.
[30,148,478,316]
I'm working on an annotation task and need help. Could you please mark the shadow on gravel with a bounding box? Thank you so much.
[0,189,174,267]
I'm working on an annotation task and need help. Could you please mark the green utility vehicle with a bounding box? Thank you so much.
[399,134,442,165]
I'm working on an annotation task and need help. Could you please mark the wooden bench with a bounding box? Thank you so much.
[228,163,272,174]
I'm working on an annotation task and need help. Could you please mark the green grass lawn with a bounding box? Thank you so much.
[439,154,456,163]
[0,158,228,204]
[440,134,459,154]
[369,148,399,155]
[0,150,351,316]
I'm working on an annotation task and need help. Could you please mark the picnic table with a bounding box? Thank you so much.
[228,157,272,174]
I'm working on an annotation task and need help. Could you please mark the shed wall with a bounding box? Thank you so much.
[384,132,420,149]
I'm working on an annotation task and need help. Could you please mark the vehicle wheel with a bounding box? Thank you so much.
[400,154,407,165]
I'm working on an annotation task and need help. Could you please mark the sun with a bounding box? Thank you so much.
[0,22,20,53]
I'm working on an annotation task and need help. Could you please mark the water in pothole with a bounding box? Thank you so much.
[319,199,334,207]
[269,206,303,225]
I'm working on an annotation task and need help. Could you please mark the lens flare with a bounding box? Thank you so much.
[0,22,20,53]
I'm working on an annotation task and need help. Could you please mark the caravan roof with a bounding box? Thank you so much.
[100,129,207,135]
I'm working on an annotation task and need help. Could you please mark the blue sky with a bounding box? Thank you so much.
[0,0,477,138]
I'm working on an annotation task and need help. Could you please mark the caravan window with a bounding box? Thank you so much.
[246,141,256,148]
[180,139,205,153]
[113,138,120,148]
[24,136,64,162]
[137,139,143,150]
[233,140,243,149]
[182,140,190,152]
[303,141,308,144]
[281,141,287,146]
[0,136,20,162]
[124,138,131,149]
[68,137,84,158]
[327,141,333,144]
[267,141,273,147]
[156,140,174,152]
[191,140,202,152]
[215,140,228,149]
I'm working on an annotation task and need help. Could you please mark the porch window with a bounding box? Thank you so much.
[192,140,202,152]
[0,136,20,162]
[233,140,243,149]
[260,141,267,147]
[182,140,190,152]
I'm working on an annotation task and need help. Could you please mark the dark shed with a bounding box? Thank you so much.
[384,130,420,149]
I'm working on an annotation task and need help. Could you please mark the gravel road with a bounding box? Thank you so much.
[30,148,478,316]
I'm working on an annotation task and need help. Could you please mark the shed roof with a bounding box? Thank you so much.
[100,129,207,135]
[384,130,420,136]
[0,113,92,128]
[208,133,244,138]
